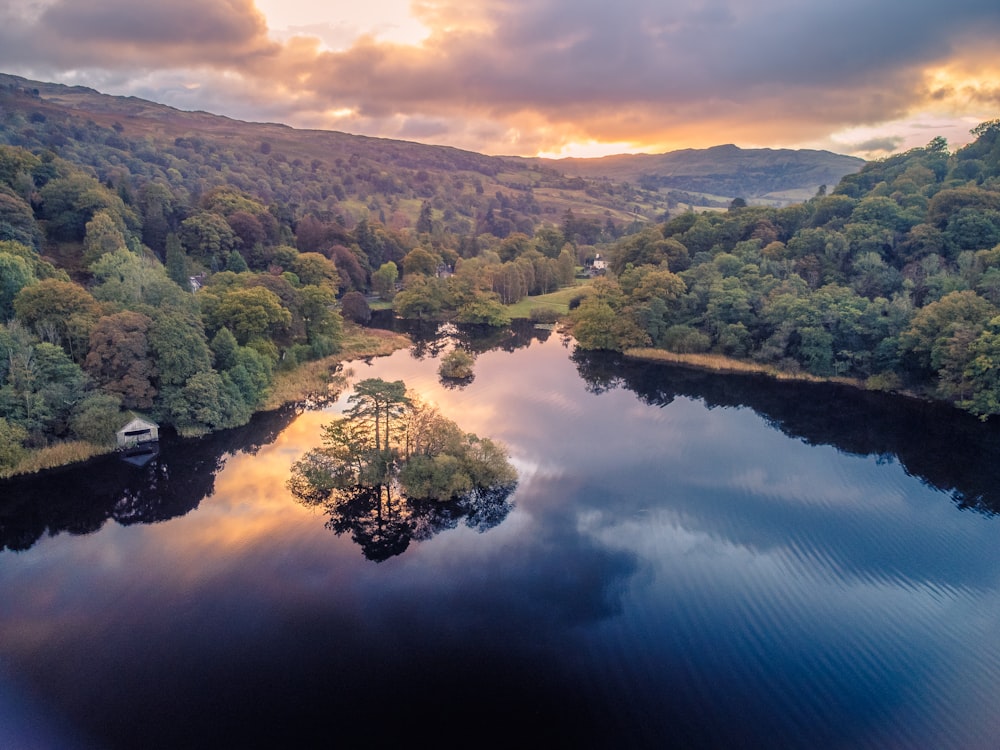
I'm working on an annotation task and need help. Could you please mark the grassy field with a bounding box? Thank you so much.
[505,279,593,319]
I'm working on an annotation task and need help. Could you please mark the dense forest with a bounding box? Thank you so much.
[568,122,1000,419]
[1,70,1000,476]
[0,78,593,475]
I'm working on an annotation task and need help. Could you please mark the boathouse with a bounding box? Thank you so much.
[116,416,159,450]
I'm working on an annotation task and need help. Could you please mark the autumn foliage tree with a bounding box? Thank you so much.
[85,311,157,410]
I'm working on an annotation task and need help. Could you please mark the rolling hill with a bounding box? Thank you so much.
[0,72,863,234]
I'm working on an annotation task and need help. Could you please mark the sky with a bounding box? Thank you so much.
[0,0,997,159]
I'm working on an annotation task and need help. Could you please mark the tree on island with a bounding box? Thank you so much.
[438,348,475,382]
[287,377,517,560]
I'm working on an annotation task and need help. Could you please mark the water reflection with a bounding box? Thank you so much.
[572,348,1000,515]
[289,480,515,562]
[4,319,1000,558]
[6,320,1000,748]
[0,406,298,552]
[371,312,554,358]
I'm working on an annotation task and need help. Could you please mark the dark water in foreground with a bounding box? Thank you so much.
[3,323,1000,748]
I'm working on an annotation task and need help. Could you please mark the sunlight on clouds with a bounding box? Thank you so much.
[923,63,1000,113]
[411,0,497,36]
[538,140,649,159]
[830,112,984,158]
[254,0,430,48]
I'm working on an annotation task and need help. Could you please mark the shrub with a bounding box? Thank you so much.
[439,348,475,379]
[529,307,561,323]
[662,325,711,353]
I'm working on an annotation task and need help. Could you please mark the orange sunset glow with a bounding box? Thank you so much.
[0,0,997,158]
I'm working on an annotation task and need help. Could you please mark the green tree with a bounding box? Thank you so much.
[179,212,237,264]
[346,378,410,458]
[416,201,434,234]
[0,417,28,475]
[210,327,240,371]
[899,291,995,378]
[571,278,648,351]
[372,261,399,300]
[204,286,291,344]
[291,252,338,288]
[166,370,226,436]
[455,293,511,326]
[82,209,128,266]
[38,174,133,243]
[1,337,88,441]
[137,181,175,255]
[402,247,440,277]
[70,392,125,446]
[224,249,249,273]
[149,310,213,389]
[0,188,42,248]
[960,316,1000,417]
[298,284,343,356]
[89,249,166,308]
[393,276,448,319]
[164,233,189,290]
[13,279,100,362]
[0,251,36,321]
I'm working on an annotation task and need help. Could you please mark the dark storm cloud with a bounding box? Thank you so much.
[0,0,276,69]
[852,136,906,153]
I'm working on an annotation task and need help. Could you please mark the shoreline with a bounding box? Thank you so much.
[622,347,866,387]
[2,325,412,480]
[621,347,936,407]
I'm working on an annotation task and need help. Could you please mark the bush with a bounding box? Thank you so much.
[70,392,124,446]
[866,372,903,392]
[0,417,28,475]
[529,307,561,323]
[662,325,711,353]
[439,348,475,379]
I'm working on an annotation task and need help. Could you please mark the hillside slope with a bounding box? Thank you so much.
[1,72,862,229]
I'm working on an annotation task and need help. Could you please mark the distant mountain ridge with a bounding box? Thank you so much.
[533,144,865,201]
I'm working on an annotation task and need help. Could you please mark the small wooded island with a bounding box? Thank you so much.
[290,377,516,500]
[287,377,517,560]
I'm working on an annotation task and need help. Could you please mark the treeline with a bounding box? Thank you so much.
[569,122,1000,418]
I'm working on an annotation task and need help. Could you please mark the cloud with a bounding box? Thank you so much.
[851,136,906,153]
[0,0,998,154]
[0,0,277,69]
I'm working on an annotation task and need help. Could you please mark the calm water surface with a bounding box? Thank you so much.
[2,323,1000,748]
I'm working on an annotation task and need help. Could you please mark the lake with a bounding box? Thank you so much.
[3,321,1000,748]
